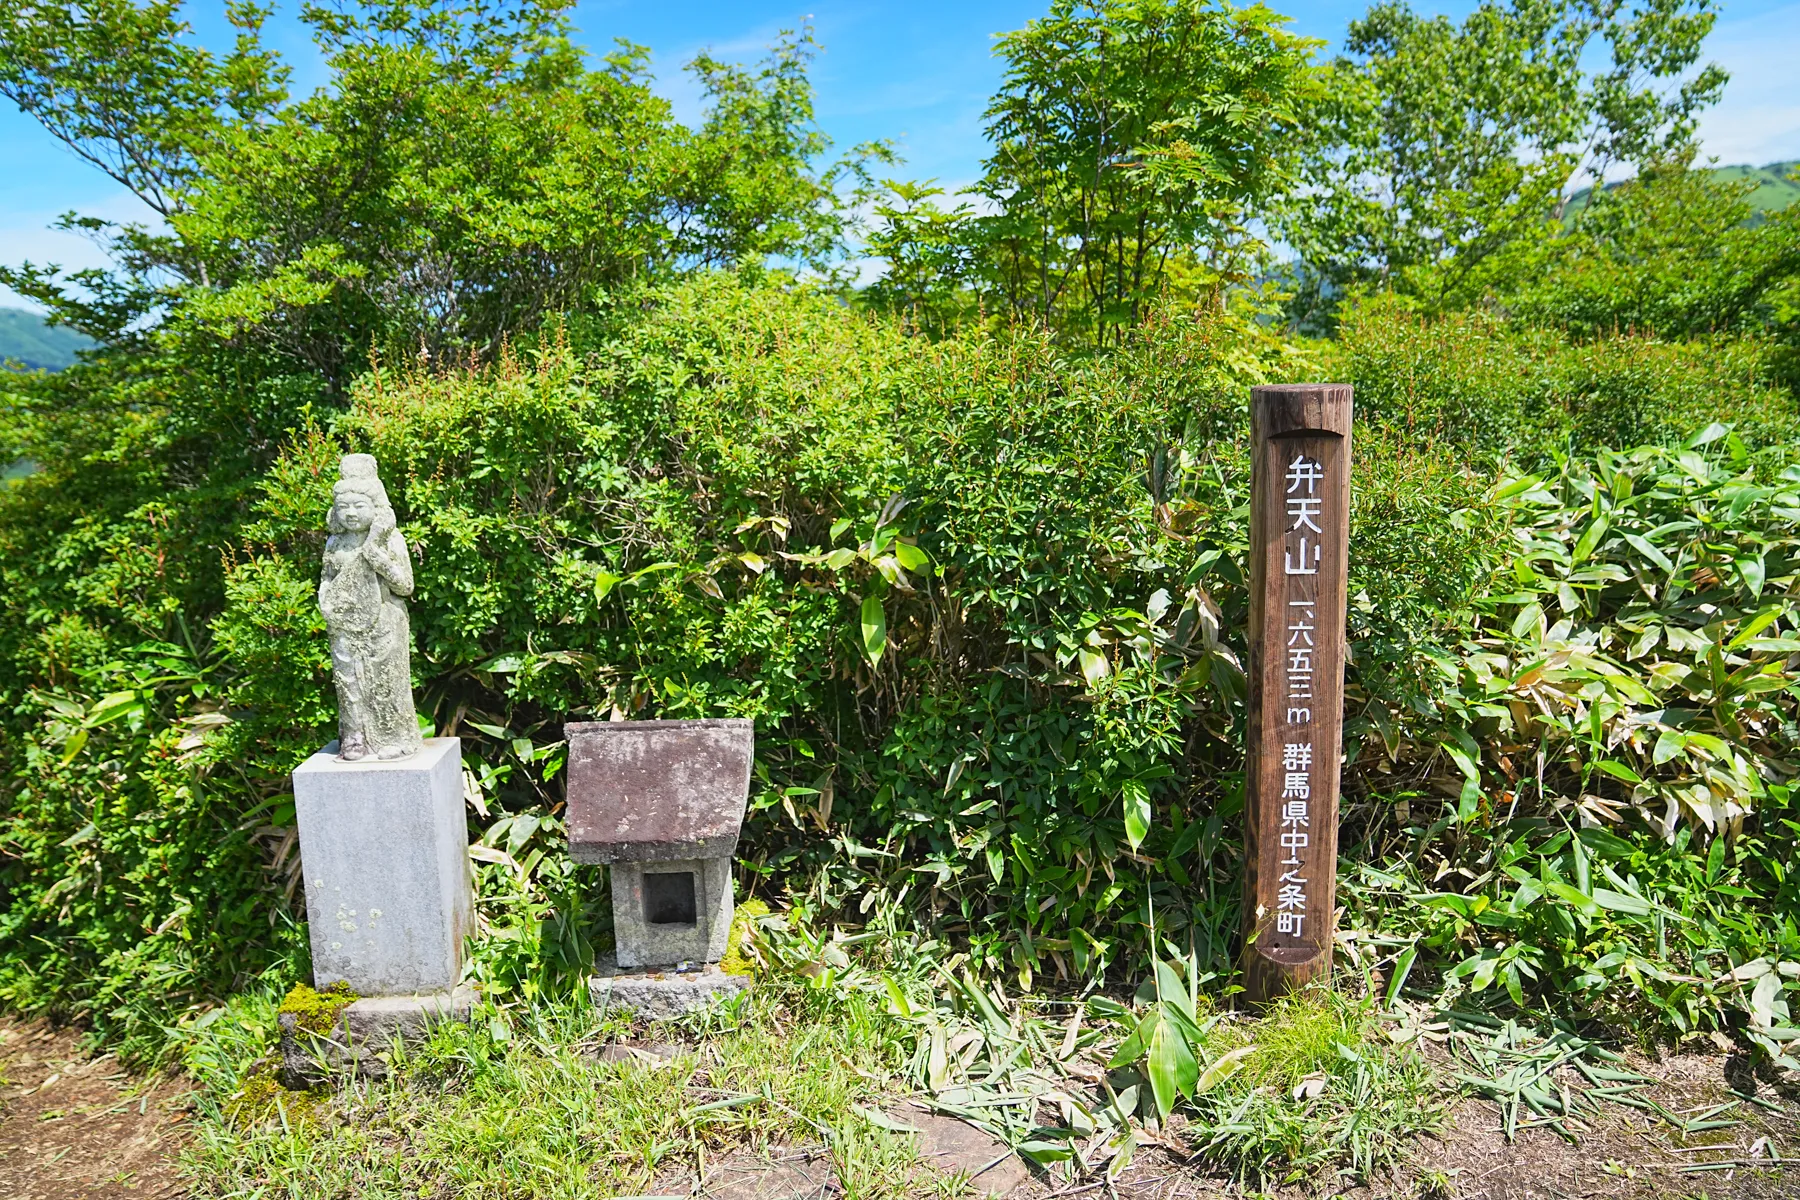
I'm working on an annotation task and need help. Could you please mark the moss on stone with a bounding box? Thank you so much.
[222,1070,326,1127]
[278,980,357,1035]
[720,898,770,977]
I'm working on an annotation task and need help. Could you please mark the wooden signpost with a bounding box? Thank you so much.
[1242,383,1352,1004]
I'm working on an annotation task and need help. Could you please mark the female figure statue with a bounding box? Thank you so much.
[320,454,422,761]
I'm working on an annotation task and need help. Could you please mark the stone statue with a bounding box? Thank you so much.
[320,454,422,762]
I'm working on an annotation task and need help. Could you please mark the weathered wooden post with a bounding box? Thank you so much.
[1242,384,1352,1004]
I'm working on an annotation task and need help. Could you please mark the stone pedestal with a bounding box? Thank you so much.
[589,957,748,1020]
[281,986,477,1085]
[292,737,473,994]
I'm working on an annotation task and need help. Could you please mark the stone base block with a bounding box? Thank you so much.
[590,958,749,1020]
[293,737,473,996]
[280,986,476,1086]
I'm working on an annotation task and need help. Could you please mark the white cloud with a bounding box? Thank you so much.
[0,189,163,313]
[1696,2,1800,166]
[637,17,801,128]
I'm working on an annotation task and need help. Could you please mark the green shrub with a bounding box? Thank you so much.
[1343,437,1800,1045]
[0,630,305,1062]
[1328,295,1799,462]
[2,274,1795,1063]
[208,276,1334,995]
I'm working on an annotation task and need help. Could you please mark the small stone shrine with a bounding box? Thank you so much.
[566,718,754,1016]
[283,454,475,1081]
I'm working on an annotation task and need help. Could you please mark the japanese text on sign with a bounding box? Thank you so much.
[1277,452,1327,939]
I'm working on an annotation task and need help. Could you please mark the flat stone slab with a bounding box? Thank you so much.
[692,1147,836,1198]
[565,719,753,864]
[280,986,475,1085]
[592,1040,684,1066]
[891,1101,1029,1197]
[589,960,749,1020]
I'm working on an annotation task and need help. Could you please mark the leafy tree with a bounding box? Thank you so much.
[1503,158,1800,338]
[0,0,875,396]
[870,0,1319,347]
[671,36,893,277]
[1283,0,1729,315]
[860,181,980,339]
[0,0,288,220]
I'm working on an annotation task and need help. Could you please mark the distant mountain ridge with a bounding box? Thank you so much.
[1564,160,1800,223]
[0,308,93,371]
[1706,161,1800,215]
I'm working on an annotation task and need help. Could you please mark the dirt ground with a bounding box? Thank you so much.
[652,1041,1799,1200]
[1047,1043,1798,1200]
[0,1019,190,1200]
[1380,1045,1798,1200]
[1,1015,1794,1200]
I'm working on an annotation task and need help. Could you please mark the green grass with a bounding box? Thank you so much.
[180,982,965,1199]
[172,906,1451,1195]
[176,949,1444,1196]
[1174,989,1443,1185]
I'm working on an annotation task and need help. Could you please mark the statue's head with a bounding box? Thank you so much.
[329,453,396,536]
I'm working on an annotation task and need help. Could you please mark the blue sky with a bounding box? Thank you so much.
[3,0,1798,309]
